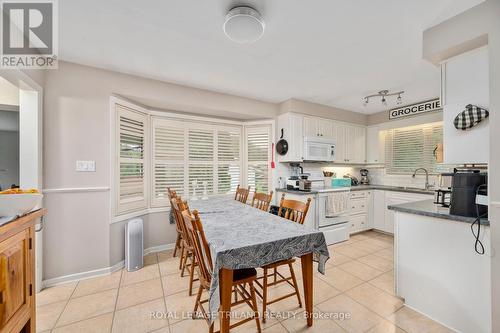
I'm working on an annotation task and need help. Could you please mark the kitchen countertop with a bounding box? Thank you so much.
[388,199,489,225]
[276,184,435,195]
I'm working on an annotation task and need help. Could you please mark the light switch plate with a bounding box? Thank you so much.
[76,160,96,172]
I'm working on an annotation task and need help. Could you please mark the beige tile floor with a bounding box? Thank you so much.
[36,230,454,333]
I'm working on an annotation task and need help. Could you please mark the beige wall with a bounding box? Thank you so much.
[281,98,368,125]
[0,77,19,105]
[21,69,46,89]
[423,1,500,330]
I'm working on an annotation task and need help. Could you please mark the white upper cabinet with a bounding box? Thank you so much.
[366,126,385,164]
[303,116,319,137]
[303,116,335,138]
[319,120,335,138]
[277,113,304,162]
[354,126,367,163]
[333,124,345,163]
[343,125,366,164]
[441,47,489,164]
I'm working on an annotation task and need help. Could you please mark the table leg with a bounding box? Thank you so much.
[300,253,313,327]
[219,268,233,333]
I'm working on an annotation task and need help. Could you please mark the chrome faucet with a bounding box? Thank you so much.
[412,168,433,190]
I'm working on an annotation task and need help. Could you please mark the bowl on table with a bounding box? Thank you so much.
[0,193,43,217]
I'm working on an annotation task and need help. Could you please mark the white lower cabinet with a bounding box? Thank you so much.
[349,190,372,234]
[372,190,386,231]
[381,191,434,234]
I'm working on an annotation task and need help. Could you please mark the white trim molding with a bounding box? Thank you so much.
[111,207,170,224]
[42,242,175,289]
[42,186,110,194]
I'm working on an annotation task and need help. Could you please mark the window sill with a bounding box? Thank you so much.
[111,207,170,224]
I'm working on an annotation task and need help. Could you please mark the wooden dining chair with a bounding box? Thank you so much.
[251,190,273,212]
[167,188,182,258]
[234,185,251,204]
[256,193,311,323]
[182,209,261,333]
[277,193,312,224]
[170,196,198,296]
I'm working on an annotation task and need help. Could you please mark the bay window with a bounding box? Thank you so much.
[113,99,272,217]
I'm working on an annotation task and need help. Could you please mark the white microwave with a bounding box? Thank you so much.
[303,136,336,162]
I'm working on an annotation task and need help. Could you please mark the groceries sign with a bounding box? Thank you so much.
[389,98,441,120]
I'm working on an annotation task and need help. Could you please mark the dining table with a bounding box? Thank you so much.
[187,196,330,333]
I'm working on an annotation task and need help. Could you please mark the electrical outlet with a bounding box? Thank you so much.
[76,160,96,172]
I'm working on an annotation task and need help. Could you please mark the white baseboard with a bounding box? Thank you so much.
[144,243,175,255]
[41,242,175,289]
[42,266,113,288]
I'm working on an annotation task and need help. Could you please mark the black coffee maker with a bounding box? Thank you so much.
[449,169,487,218]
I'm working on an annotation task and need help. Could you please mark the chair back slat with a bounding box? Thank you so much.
[251,191,273,212]
[169,195,183,235]
[182,210,213,285]
[167,187,177,200]
[278,193,311,225]
[234,185,251,204]
[170,197,193,246]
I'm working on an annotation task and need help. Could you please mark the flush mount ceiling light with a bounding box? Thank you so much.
[223,6,265,43]
[363,90,405,107]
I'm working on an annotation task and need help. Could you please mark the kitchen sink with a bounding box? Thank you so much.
[393,186,434,193]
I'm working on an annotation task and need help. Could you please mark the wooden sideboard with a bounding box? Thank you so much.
[0,209,45,333]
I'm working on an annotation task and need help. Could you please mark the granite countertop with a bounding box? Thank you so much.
[276,185,435,195]
[388,199,490,225]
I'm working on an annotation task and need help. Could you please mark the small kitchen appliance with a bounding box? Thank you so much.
[286,179,299,190]
[449,170,488,218]
[360,169,370,185]
[286,163,303,190]
[434,172,453,207]
[343,174,359,186]
[299,173,312,191]
[303,136,335,162]
[434,189,452,207]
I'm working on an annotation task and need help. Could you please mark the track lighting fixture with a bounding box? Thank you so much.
[363,89,405,106]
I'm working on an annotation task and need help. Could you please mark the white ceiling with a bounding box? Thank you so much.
[59,0,483,114]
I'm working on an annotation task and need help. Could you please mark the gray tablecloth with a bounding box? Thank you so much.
[188,197,330,322]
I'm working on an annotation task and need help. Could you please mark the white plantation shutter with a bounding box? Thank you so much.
[151,119,186,206]
[116,105,148,214]
[150,119,244,204]
[385,122,450,174]
[188,128,215,195]
[245,125,271,193]
[217,128,241,194]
